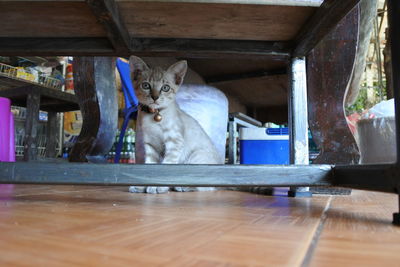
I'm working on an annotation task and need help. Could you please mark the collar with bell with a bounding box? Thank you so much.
[138,103,163,122]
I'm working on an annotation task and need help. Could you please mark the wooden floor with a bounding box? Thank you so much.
[0,185,399,266]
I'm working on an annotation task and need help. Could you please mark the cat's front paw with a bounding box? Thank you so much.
[129,186,170,194]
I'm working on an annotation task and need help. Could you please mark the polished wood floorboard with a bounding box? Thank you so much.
[0,185,398,266]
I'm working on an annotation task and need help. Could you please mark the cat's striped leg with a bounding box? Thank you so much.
[144,143,160,164]
[129,143,170,194]
[161,138,183,164]
[173,151,221,192]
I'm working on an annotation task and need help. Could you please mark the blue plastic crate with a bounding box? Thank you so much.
[239,127,289,164]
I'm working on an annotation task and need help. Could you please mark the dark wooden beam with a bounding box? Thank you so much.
[0,38,114,56]
[69,57,118,163]
[251,106,288,124]
[0,37,292,58]
[334,164,398,193]
[293,0,362,58]
[0,162,333,187]
[388,0,400,164]
[131,38,292,59]
[206,68,287,84]
[307,6,360,164]
[45,112,58,158]
[86,0,131,53]
[0,85,79,112]
[23,91,40,161]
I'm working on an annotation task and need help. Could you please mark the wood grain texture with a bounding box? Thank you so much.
[87,0,131,53]
[0,37,115,56]
[215,74,289,108]
[188,58,288,79]
[0,84,79,112]
[0,2,106,38]
[117,0,323,6]
[23,92,40,161]
[333,164,399,193]
[206,68,286,84]
[0,185,398,266]
[119,2,316,41]
[0,185,328,266]
[45,112,58,158]
[307,6,360,164]
[0,37,290,58]
[131,38,291,59]
[0,162,333,187]
[69,57,118,162]
[293,0,362,57]
[310,190,400,266]
[388,0,400,163]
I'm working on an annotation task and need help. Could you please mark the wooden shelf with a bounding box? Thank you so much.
[0,74,79,112]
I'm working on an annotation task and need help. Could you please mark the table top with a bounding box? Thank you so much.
[0,0,325,58]
[0,0,355,116]
[1,0,320,40]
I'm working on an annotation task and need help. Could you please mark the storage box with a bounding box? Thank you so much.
[239,127,289,164]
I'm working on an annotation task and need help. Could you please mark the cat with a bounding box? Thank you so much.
[128,56,223,194]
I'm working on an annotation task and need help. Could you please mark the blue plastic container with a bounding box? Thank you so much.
[239,127,289,164]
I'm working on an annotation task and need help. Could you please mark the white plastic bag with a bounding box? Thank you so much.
[357,99,396,163]
[176,84,228,162]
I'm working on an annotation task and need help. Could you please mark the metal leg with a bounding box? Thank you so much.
[388,0,400,225]
[228,120,237,164]
[288,57,312,198]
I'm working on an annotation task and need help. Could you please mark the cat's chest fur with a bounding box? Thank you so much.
[136,104,222,164]
[138,108,182,144]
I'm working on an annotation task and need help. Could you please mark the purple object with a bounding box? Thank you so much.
[9,113,15,162]
[0,97,14,162]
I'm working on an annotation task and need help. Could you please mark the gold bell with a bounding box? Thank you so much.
[154,112,162,122]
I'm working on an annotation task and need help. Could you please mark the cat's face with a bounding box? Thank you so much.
[129,56,187,110]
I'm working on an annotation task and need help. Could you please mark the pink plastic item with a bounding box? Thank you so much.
[0,97,14,162]
[9,112,15,162]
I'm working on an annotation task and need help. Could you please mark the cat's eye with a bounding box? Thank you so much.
[161,84,170,92]
[141,82,151,90]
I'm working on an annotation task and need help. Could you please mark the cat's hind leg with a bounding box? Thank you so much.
[173,151,221,192]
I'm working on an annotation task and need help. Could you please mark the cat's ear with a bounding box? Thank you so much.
[129,56,149,81]
[167,60,187,86]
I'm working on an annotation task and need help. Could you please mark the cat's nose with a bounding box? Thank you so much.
[151,95,159,101]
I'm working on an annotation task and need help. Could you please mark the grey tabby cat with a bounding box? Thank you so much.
[128,56,223,194]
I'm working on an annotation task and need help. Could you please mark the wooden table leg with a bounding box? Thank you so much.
[69,57,118,162]
[45,112,58,158]
[307,5,360,165]
[24,91,40,161]
[388,0,400,225]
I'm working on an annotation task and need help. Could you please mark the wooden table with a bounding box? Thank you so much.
[0,74,79,160]
[0,0,399,224]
